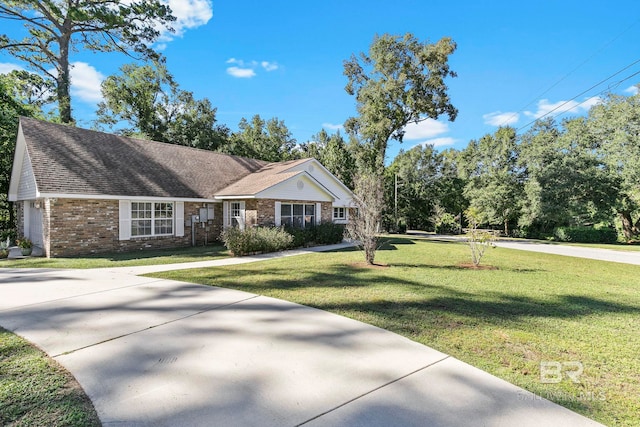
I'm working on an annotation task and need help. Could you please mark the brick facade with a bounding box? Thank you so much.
[27,198,224,257]
[18,197,336,258]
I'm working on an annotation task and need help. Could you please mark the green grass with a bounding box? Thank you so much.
[0,244,229,269]
[0,327,100,426]
[150,237,640,426]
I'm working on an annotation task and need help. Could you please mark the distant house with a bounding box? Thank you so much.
[8,117,353,257]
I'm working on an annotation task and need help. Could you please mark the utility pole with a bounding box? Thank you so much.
[394,173,398,222]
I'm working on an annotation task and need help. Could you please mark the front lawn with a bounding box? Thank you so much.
[0,244,229,269]
[150,237,639,426]
[0,327,100,426]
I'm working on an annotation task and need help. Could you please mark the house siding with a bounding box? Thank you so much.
[44,198,224,257]
[17,152,37,200]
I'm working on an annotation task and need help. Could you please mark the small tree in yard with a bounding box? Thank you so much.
[465,207,496,267]
[346,173,385,265]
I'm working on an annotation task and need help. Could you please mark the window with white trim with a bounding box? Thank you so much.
[281,203,315,228]
[333,207,346,220]
[131,202,173,237]
[230,202,242,227]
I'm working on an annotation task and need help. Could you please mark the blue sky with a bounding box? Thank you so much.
[2,1,640,162]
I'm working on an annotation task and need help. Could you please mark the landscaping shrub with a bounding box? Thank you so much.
[285,222,346,247]
[284,226,316,248]
[553,226,618,243]
[435,213,459,234]
[222,227,293,256]
[313,222,346,245]
[0,229,16,244]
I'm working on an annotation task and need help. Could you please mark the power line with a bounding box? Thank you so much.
[517,66,640,132]
[499,17,640,127]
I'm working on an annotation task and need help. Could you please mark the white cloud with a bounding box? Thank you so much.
[0,62,24,74]
[483,111,519,127]
[70,62,104,103]
[322,123,344,131]
[261,61,278,72]
[225,58,279,78]
[524,97,601,119]
[402,119,448,140]
[162,0,213,38]
[226,66,256,78]
[625,85,639,95]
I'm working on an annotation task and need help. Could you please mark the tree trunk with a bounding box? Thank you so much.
[57,25,73,124]
[633,215,640,236]
[619,211,634,241]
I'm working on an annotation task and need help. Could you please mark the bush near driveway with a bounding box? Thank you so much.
[553,226,618,243]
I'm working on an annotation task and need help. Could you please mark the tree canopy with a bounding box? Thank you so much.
[220,115,298,162]
[0,0,176,123]
[96,60,229,150]
[344,32,457,171]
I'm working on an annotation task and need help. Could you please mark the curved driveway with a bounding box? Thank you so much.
[0,244,604,426]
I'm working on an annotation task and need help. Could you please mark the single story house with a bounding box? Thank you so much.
[8,117,354,257]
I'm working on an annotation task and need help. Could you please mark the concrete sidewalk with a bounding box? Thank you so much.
[0,248,604,426]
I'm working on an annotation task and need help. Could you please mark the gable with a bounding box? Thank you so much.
[287,159,353,206]
[257,173,333,202]
[8,124,38,202]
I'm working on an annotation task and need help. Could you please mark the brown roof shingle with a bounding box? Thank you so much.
[215,159,312,196]
[21,117,267,199]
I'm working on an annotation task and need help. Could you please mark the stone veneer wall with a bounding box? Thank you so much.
[46,198,224,258]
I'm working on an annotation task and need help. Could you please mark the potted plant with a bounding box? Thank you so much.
[16,237,32,256]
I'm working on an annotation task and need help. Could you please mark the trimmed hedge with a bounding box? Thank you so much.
[222,227,293,256]
[223,222,346,256]
[553,226,618,243]
[285,222,346,247]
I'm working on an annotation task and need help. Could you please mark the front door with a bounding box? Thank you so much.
[26,201,44,247]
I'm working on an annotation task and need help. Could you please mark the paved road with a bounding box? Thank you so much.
[494,240,640,265]
[413,233,640,265]
[0,246,604,426]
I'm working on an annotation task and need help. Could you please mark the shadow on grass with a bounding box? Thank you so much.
[177,259,638,326]
[88,244,228,261]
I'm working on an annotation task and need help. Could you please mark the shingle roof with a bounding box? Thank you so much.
[216,159,312,196]
[20,117,267,199]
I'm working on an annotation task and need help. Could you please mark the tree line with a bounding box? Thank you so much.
[387,93,640,242]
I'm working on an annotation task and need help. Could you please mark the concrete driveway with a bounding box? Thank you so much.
[0,258,603,426]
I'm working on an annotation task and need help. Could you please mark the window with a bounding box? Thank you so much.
[281,203,315,228]
[333,207,346,220]
[230,202,242,227]
[131,202,173,237]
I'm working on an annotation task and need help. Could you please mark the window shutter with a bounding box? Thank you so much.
[239,201,246,230]
[315,203,322,225]
[223,201,229,228]
[119,200,131,240]
[275,201,281,226]
[175,202,184,237]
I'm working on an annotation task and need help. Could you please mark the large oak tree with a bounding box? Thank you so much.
[343,32,457,263]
